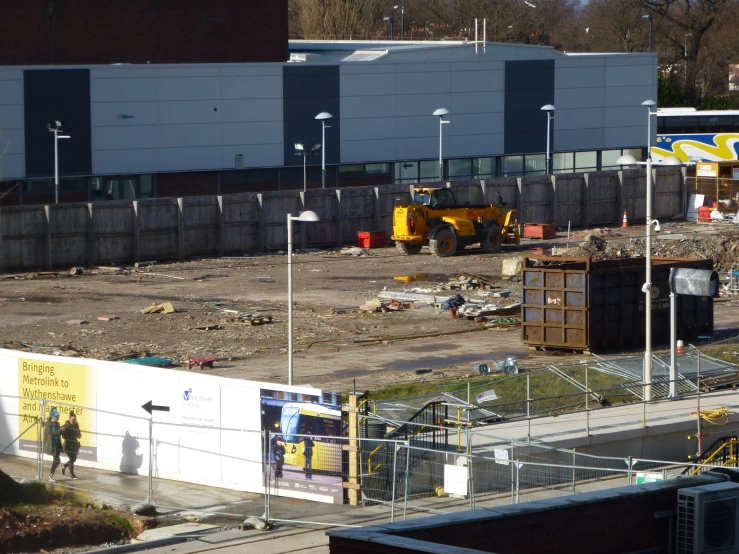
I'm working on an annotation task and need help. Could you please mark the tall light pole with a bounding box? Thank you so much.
[642,15,653,53]
[618,125,682,403]
[47,120,71,205]
[315,112,333,189]
[540,105,555,174]
[287,210,320,386]
[394,3,404,40]
[294,143,321,192]
[432,108,450,182]
[384,16,393,39]
[684,33,693,86]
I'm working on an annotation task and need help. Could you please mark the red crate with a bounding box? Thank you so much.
[523,223,556,239]
[357,231,386,248]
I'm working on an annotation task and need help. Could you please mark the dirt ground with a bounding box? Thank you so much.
[2,221,739,394]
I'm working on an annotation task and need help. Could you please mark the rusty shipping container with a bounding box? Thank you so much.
[521,256,714,352]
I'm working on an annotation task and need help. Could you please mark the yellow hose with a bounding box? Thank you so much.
[691,407,734,425]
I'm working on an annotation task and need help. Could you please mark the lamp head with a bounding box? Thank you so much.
[295,143,304,151]
[47,120,63,130]
[315,112,333,120]
[383,16,392,21]
[642,14,652,20]
[540,104,555,112]
[661,156,683,166]
[293,210,320,223]
[616,154,638,165]
[642,100,657,110]
[311,143,322,153]
[433,108,449,117]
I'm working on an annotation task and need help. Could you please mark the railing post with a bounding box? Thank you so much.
[391,442,399,523]
[627,456,633,486]
[572,449,576,494]
[467,427,474,510]
[510,452,515,504]
[403,441,411,520]
[585,364,590,436]
[146,417,154,505]
[515,461,520,503]
[264,430,271,524]
[38,398,47,482]
[527,372,532,442]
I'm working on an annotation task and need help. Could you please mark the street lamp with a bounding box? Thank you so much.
[287,210,320,386]
[618,139,682,402]
[540,105,555,174]
[643,99,656,160]
[294,143,321,192]
[642,15,653,53]
[47,120,71,204]
[432,108,450,182]
[315,112,333,189]
[684,33,693,86]
[383,16,393,39]
[394,3,404,40]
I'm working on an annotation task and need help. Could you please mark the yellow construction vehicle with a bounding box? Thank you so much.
[392,187,520,257]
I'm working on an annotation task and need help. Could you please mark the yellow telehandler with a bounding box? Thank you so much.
[391,187,520,257]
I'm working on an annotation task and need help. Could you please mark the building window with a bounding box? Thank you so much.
[473,158,496,178]
[339,164,365,175]
[524,154,546,175]
[91,175,155,201]
[501,156,524,177]
[365,163,390,175]
[419,160,439,181]
[601,149,623,170]
[449,159,473,180]
[553,152,574,174]
[575,151,597,172]
[622,148,644,161]
[395,161,419,183]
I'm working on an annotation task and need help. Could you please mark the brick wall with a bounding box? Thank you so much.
[1,0,288,65]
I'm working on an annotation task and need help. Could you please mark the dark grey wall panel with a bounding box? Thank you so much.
[504,60,555,155]
[283,65,340,167]
[24,69,92,178]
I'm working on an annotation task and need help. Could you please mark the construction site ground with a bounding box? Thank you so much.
[3,221,739,395]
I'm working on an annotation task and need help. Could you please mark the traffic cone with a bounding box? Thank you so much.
[676,340,685,356]
[622,211,629,228]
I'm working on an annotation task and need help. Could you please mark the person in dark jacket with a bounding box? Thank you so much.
[61,411,82,480]
[303,431,315,480]
[43,407,63,482]
[273,435,286,479]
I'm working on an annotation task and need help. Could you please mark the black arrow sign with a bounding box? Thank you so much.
[141,400,170,415]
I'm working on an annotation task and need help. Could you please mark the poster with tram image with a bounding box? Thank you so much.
[260,388,344,503]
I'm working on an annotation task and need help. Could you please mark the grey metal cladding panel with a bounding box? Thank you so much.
[555,108,604,130]
[283,65,340,166]
[554,87,605,110]
[604,126,644,149]
[341,72,396,96]
[504,60,554,155]
[451,134,504,158]
[450,70,504,93]
[24,69,92,178]
[396,72,451,95]
[605,85,656,107]
[604,106,644,128]
[605,64,654,87]
[342,95,395,119]
[555,128,604,152]
[451,91,504,115]
[396,93,452,117]
[555,66,605,90]
[341,139,396,163]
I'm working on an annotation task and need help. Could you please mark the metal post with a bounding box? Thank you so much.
[526,372,531,442]
[391,442,399,522]
[697,352,703,456]
[572,449,576,493]
[287,214,294,386]
[585,364,590,436]
[627,456,633,485]
[645,156,653,402]
[515,461,520,503]
[670,291,677,398]
[546,112,551,175]
[648,18,653,53]
[321,122,326,189]
[467,427,474,509]
[302,153,307,193]
[438,116,444,182]
[53,130,59,205]
[403,442,410,520]
[264,430,271,523]
[147,416,154,505]
[38,398,47,482]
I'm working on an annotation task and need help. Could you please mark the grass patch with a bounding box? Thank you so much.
[694,345,739,365]
[105,513,133,534]
[0,470,49,506]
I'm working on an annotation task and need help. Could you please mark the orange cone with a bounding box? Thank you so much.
[622,211,629,228]
[677,340,685,356]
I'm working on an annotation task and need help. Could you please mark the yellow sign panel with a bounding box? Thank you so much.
[18,358,97,461]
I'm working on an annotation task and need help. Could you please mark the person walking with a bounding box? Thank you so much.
[303,431,315,480]
[273,435,286,479]
[43,407,63,482]
[61,411,82,480]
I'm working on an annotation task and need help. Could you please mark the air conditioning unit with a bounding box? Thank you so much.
[677,482,739,554]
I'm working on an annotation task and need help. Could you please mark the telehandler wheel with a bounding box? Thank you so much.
[480,224,502,253]
[429,228,458,257]
[396,242,423,255]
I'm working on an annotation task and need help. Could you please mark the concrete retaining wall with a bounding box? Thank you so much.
[0,168,686,271]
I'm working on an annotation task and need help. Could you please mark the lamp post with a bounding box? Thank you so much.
[618,135,682,403]
[47,120,71,204]
[394,2,404,40]
[684,33,693,86]
[642,15,653,53]
[294,143,321,192]
[643,99,656,160]
[315,112,333,189]
[287,210,320,386]
[432,108,450,182]
[384,16,393,39]
[540,105,555,174]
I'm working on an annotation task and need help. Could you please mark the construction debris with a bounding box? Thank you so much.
[69,267,84,276]
[124,357,173,367]
[97,315,119,321]
[189,357,218,370]
[188,324,223,331]
[360,300,411,313]
[65,320,89,325]
[340,247,375,257]
[435,273,498,291]
[141,302,176,314]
